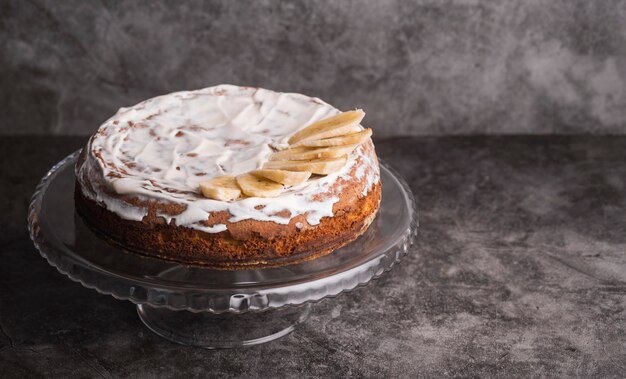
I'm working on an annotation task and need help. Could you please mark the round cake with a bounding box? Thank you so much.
[75,84,381,269]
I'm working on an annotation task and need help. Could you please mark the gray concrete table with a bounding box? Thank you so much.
[1,136,625,378]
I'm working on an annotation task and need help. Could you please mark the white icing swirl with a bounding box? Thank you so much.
[76,84,379,233]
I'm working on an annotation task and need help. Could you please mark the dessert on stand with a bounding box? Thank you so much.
[28,85,417,348]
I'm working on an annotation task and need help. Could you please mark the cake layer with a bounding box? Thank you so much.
[75,181,381,269]
[75,85,381,268]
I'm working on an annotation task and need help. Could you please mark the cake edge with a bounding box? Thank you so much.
[74,180,382,270]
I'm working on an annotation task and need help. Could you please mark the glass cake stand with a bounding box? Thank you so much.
[28,151,417,349]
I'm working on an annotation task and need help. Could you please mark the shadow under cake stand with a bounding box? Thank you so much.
[28,151,417,349]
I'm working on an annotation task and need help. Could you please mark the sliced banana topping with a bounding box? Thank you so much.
[236,173,284,198]
[250,169,312,186]
[199,110,370,200]
[199,175,241,201]
[269,144,358,161]
[294,128,372,148]
[263,156,348,175]
[287,109,365,145]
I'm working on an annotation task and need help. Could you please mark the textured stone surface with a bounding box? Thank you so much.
[1,136,626,377]
[2,1,626,136]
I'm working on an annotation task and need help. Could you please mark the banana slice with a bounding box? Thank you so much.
[288,110,365,145]
[263,156,347,175]
[199,175,241,201]
[250,169,311,186]
[236,173,284,198]
[269,144,357,161]
[294,128,372,148]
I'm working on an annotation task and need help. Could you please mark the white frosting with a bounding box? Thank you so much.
[76,84,379,233]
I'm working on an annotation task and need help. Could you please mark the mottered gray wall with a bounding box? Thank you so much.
[1,0,626,136]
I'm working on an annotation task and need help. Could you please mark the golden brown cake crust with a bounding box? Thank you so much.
[75,181,381,269]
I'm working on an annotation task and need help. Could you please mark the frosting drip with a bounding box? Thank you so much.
[76,85,379,233]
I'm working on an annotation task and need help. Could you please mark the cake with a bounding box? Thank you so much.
[75,85,381,269]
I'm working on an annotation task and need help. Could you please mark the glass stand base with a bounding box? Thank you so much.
[136,304,312,349]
